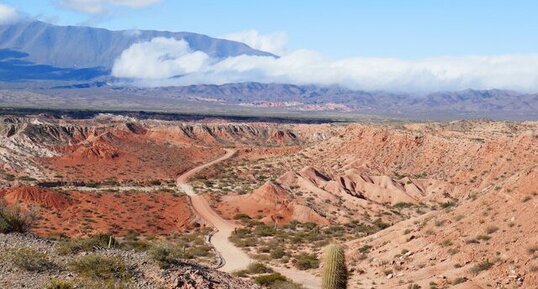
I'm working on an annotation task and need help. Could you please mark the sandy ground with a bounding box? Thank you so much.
[177,149,253,273]
[176,149,321,288]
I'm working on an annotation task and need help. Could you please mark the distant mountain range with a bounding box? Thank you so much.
[0,20,272,81]
[0,81,536,120]
[0,21,537,120]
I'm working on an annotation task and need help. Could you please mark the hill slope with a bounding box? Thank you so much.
[0,21,273,69]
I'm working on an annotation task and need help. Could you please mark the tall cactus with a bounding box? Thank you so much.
[322,244,347,289]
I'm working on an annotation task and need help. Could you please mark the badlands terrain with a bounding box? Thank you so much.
[0,112,537,288]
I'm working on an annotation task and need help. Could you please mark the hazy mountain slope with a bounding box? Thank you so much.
[3,82,533,120]
[0,21,273,69]
[0,49,108,81]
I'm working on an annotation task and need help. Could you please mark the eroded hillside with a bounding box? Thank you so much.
[0,115,536,288]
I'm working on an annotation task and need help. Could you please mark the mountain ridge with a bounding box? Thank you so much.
[0,20,273,69]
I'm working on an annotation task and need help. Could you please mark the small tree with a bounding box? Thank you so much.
[322,244,347,289]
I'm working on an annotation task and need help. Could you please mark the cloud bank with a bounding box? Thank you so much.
[112,37,210,79]
[112,36,538,93]
[0,3,19,24]
[221,30,288,55]
[59,0,161,14]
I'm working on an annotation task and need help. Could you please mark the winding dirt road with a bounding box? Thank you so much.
[177,148,321,288]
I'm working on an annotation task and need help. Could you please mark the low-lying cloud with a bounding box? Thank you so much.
[0,3,19,24]
[112,37,210,79]
[221,30,288,55]
[59,0,161,14]
[112,36,538,93]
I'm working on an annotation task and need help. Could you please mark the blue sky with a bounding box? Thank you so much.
[4,0,538,59]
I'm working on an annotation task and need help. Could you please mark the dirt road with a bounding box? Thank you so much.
[177,148,321,288]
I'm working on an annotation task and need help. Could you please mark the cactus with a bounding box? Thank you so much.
[322,244,347,289]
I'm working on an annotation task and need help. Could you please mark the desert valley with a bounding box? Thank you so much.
[0,112,536,288]
[2,2,538,288]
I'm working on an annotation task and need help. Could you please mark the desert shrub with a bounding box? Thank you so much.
[485,226,499,234]
[234,213,252,221]
[439,201,456,209]
[372,218,391,230]
[247,262,274,274]
[149,179,162,186]
[270,247,286,259]
[393,202,414,209]
[255,224,277,237]
[439,239,453,247]
[9,247,54,272]
[0,203,37,233]
[452,277,468,285]
[407,284,421,289]
[269,280,303,289]
[149,244,189,269]
[476,235,491,241]
[45,278,74,289]
[68,254,130,282]
[295,253,319,270]
[56,234,119,255]
[470,260,494,274]
[358,245,372,254]
[254,273,287,286]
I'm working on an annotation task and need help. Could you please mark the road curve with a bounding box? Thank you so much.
[177,149,252,273]
[177,148,321,288]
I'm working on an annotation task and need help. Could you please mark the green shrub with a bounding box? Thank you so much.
[254,273,287,286]
[269,280,303,289]
[321,244,347,289]
[0,204,37,233]
[45,278,74,289]
[270,247,286,259]
[470,260,494,274]
[255,224,277,237]
[149,244,190,269]
[68,254,130,282]
[56,234,119,255]
[9,247,53,272]
[295,253,319,270]
[358,245,372,254]
[247,262,273,274]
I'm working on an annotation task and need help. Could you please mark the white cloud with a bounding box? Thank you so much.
[112,37,538,93]
[221,30,288,55]
[112,37,211,79]
[0,3,19,24]
[59,0,161,14]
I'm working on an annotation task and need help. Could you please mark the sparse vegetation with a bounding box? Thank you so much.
[56,234,119,255]
[68,254,131,284]
[45,278,74,289]
[470,260,494,274]
[7,247,54,272]
[295,253,319,270]
[254,273,287,286]
[0,203,37,233]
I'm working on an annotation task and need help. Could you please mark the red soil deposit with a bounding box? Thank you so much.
[1,186,192,238]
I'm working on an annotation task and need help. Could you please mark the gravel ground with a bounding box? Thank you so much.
[0,233,259,289]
